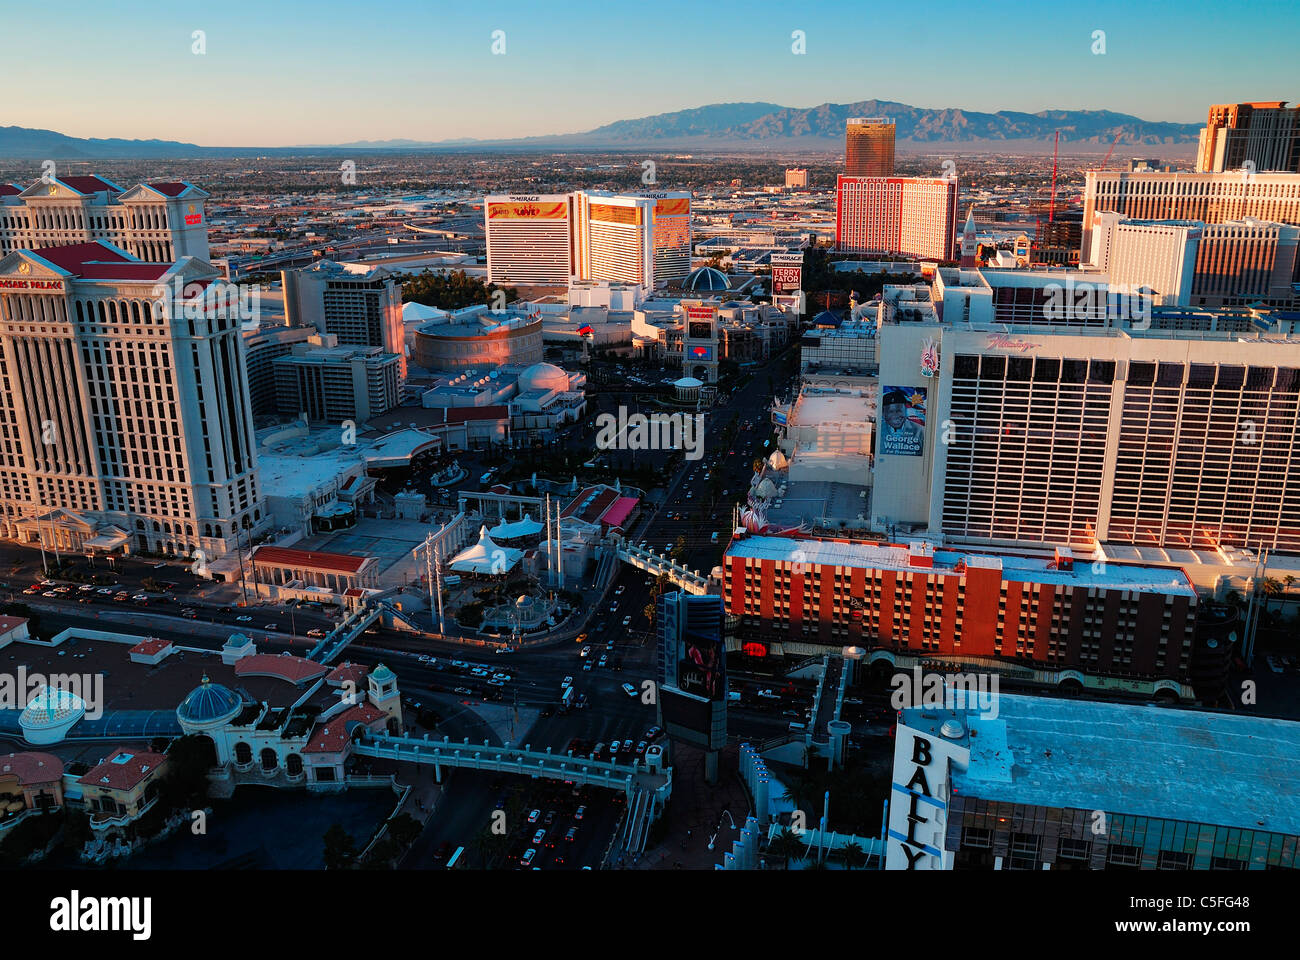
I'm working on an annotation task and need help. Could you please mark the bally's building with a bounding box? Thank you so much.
[889,694,1300,870]
[0,176,265,564]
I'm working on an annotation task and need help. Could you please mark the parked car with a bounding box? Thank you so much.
[306,628,326,638]
[622,683,638,697]
[527,809,541,824]
[235,615,253,622]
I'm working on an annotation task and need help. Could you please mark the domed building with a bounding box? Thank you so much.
[177,674,244,732]
[19,686,86,745]
[682,266,731,293]
[517,362,571,393]
[509,362,587,441]
[674,376,703,402]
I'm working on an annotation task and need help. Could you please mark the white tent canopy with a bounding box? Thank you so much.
[489,513,543,541]
[449,525,523,576]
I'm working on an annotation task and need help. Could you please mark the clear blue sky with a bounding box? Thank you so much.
[8,0,1298,146]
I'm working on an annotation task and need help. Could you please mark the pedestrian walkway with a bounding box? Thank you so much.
[628,742,752,870]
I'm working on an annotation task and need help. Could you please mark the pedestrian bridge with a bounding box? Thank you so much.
[351,733,672,807]
[616,541,710,595]
[306,603,382,663]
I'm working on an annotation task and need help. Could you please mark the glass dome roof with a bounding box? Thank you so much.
[177,674,242,724]
[682,266,731,292]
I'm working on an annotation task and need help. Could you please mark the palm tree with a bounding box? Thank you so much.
[767,827,808,870]
[841,841,867,871]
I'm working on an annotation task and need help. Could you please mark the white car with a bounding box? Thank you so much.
[561,676,574,687]
[579,646,591,658]
[235,615,253,622]
[622,616,631,627]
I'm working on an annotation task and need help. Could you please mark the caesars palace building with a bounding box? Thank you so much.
[0,175,264,563]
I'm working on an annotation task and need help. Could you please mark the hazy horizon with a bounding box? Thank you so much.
[7,0,1298,147]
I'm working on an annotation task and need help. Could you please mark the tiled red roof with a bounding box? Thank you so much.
[147,181,190,197]
[253,545,372,575]
[77,262,172,280]
[0,615,27,635]
[561,485,620,523]
[79,748,165,792]
[29,242,134,273]
[129,637,172,656]
[0,751,64,786]
[0,183,22,197]
[326,662,368,687]
[233,653,328,685]
[59,176,120,195]
[303,703,386,754]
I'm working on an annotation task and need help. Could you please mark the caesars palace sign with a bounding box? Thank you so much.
[0,278,65,293]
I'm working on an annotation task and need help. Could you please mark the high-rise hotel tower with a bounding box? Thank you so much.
[0,175,264,562]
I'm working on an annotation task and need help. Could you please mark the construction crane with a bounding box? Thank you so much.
[1048,130,1060,223]
[1099,129,1123,171]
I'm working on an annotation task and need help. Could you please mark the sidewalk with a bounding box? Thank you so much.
[626,742,752,871]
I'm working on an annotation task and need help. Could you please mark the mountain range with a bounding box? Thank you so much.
[0,99,1203,158]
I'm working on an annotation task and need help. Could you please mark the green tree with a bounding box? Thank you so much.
[365,837,401,868]
[841,841,867,871]
[387,813,423,847]
[767,827,808,870]
[323,823,358,870]
[400,269,517,311]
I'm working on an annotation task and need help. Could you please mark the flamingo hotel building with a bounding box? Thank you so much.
[722,533,1212,700]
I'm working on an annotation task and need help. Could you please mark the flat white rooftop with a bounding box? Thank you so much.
[934,694,1300,836]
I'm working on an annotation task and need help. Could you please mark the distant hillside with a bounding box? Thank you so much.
[0,99,1203,159]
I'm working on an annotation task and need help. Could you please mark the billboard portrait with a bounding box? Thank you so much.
[879,386,926,457]
[676,624,725,701]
